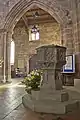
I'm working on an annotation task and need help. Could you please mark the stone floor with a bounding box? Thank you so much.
[0,78,26,120]
[0,78,80,120]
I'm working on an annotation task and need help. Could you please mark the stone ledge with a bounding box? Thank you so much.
[37,90,69,102]
[22,93,80,114]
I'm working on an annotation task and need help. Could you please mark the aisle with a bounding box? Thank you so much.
[1,78,80,120]
[0,78,25,120]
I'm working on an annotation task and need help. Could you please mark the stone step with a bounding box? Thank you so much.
[34,101,79,114]
[39,89,67,95]
[22,94,80,114]
[38,91,69,102]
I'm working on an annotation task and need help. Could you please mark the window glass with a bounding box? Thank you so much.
[10,41,15,65]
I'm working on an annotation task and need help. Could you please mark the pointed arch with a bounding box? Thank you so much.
[2,0,73,82]
[4,0,68,31]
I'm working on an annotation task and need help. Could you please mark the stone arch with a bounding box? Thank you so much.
[2,0,73,82]
[4,0,69,31]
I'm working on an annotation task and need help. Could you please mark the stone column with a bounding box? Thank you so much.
[62,24,74,55]
[6,32,12,82]
[60,25,64,46]
[0,29,6,82]
[70,0,79,53]
[3,31,7,82]
[0,30,11,83]
[68,0,80,78]
[62,24,74,86]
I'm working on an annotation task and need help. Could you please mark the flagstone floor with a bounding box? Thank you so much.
[0,78,80,120]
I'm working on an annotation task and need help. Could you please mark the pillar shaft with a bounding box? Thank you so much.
[6,32,12,82]
[62,24,74,55]
[62,25,74,85]
[0,30,6,82]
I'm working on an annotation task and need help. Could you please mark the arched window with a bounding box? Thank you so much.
[31,31,39,40]
[10,40,15,65]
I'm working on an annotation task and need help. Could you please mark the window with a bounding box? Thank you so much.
[31,31,39,41]
[10,40,15,65]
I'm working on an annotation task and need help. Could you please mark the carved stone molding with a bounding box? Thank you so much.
[4,0,70,30]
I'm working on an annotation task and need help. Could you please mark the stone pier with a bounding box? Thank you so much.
[22,45,80,114]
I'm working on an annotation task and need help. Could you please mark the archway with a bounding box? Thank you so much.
[2,0,73,82]
[4,0,68,30]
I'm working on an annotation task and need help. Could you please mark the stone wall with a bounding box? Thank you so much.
[0,0,70,29]
[0,0,80,80]
[13,21,60,70]
[74,0,80,78]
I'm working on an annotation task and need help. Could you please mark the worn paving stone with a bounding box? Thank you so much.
[3,103,80,120]
[0,79,26,120]
[1,79,80,120]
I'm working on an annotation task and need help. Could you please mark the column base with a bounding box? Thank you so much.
[0,75,4,82]
[0,75,12,83]
[6,74,12,83]
[6,80,12,83]
[0,75,6,83]
[0,80,12,83]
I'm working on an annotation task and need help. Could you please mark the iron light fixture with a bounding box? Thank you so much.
[31,12,39,33]
[31,25,39,33]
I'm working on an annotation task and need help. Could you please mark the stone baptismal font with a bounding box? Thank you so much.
[22,44,80,114]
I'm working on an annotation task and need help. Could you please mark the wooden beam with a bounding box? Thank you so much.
[28,19,56,25]
[22,15,28,28]
[25,13,51,19]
